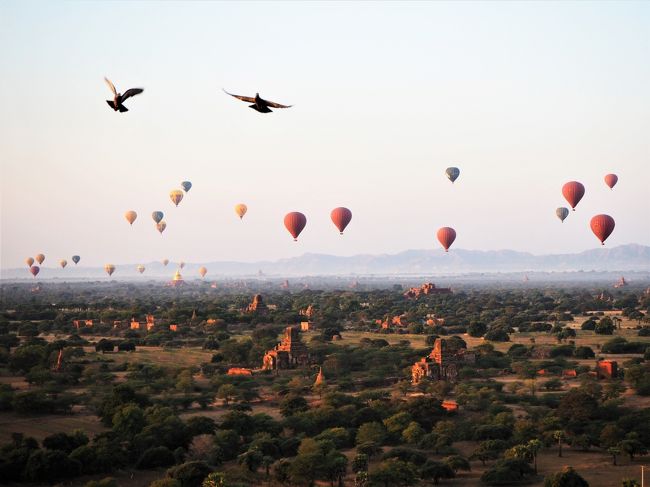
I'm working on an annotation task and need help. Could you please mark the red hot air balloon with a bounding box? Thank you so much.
[604,174,618,190]
[562,181,585,211]
[437,227,457,252]
[29,266,40,277]
[331,207,352,235]
[284,212,307,241]
[590,214,615,246]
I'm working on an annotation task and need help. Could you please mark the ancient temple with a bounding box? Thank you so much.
[403,283,452,299]
[246,294,267,313]
[262,326,310,370]
[411,338,475,384]
[170,270,184,287]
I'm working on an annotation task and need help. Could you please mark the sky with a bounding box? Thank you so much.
[1,1,649,269]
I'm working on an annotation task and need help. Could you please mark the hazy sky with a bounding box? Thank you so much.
[1,1,649,269]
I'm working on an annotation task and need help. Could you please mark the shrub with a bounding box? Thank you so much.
[137,446,176,469]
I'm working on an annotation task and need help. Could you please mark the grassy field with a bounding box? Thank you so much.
[0,411,107,444]
[83,346,214,368]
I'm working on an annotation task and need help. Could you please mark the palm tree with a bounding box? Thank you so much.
[527,439,542,474]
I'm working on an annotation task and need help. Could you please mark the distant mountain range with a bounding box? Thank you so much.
[2,244,649,280]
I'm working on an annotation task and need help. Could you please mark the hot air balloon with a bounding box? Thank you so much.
[59,259,67,269]
[199,266,207,278]
[284,212,307,241]
[137,264,145,274]
[181,181,192,193]
[25,257,34,267]
[72,255,80,265]
[604,174,618,190]
[562,181,585,211]
[170,190,183,207]
[590,214,615,246]
[445,167,460,184]
[556,207,569,223]
[124,210,137,226]
[157,221,167,235]
[104,264,115,276]
[162,259,169,266]
[30,266,40,277]
[235,204,248,220]
[178,261,185,269]
[330,207,352,235]
[152,211,164,224]
[437,227,457,252]
[35,254,45,265]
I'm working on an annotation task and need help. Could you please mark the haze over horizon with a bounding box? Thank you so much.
[1,1,649,269]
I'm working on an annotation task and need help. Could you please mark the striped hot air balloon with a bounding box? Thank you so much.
[445,167,460,183]
[562,181,585,211]
[556,207,569,223]
[72,255,80,264]
[284,212,307,241]
[152,211,164,224]
[330,207,352,235]
[437,227,457,252]
[104,264,116,276]
[170,190,183,207]
[235,204,248,220]
[124,210,137,226]
[604,174,618,190]
[590,214,615,245]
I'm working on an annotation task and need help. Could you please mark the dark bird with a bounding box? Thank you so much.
[104,77,144,112]
[223,89,292,113]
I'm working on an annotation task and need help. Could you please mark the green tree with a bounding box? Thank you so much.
[543,466,589,487]
[370,458,418,487]
[420,460,455,485]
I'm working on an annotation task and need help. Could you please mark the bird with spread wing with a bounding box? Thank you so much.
[104,77,144,113]
[223,89,292,113]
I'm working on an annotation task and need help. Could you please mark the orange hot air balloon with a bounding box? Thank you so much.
[437,227,457,252]
[162,259,169,266]
[25,257,34,267]
[170,190,183,207]
[157,221,167,235]
[331,207,352,235]
[604,174,618,190]
[562,181,585,211]
[35,254,45,265]
[59,259,67,269]
[590,214,615,246]
[137,264,145,274]
[235,204,248,220]
[104,264,116,276]
[29,265,40,277]
[199,266,207,278]
[284,212,307,241]
[124,210,137,225]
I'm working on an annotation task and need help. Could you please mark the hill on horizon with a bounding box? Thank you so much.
[2,244,650,279]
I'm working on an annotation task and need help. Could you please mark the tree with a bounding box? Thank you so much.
[595,318,615,335]
[201,472,226,487]
[470,440,506,465]
[608,447,621,466]
[24,449,81,483]
[112,403,145,438]
[618,438,647,461]
[238,447,263,472]
[95,339,115,353]
[280,395,309,417]
[443,455,470,473]
[554,431,565,458]
[352,453,369,473]
[137,447,176,469]
[481,458,534,485]
[216,384,237,406]
[527,439,542,474]
[166,461,212,487]
[356,422,386,446]
[543,466,589,487]
[370,458,418,487]
[420,460,455,485]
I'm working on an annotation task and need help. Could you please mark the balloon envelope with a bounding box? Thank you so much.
[35,254,45,265]
[562,181,585,210]
[235,204,248,220]
[59,259,67,269]
[181,181,192,192]
[199,266,207,278]
[162,259,169,266]
[152,211,164,224]
[284,212,307,241]
[29,265,40,277]
[137,264,145,274]
[124,210,137,225]
[25,257,34,267]
[556,207,569,223]
[445,167,460,183]
[179,261,185,269]
[437,227,457,252]
[72,255,80,264]
[157,221,167,235]
[104,264,115,276]
[604,174,618,189]
[170,190,184,207]
[590,214,615,245]
[330,207,352,234]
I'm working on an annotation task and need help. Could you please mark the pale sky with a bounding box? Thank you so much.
[1,1,649,268]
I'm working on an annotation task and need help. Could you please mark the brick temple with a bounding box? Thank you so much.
[411,338,475,384]
[262,326,310,370]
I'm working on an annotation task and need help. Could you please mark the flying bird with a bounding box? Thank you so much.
[223,89,291,113]
[104,77,144,112]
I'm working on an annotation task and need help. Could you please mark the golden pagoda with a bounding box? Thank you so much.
[171,269,184,287]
